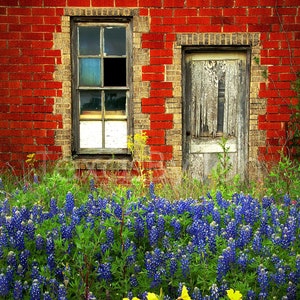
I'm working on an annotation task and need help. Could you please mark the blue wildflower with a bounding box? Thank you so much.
[65,191,75,216]
[106,227,114,245]
[180,255,190,278]
[58,284,67,300]
[35,234,45,251]
[13,280,23,300]
[97,262,112,282]
[149,182,155,199]
[257,265,269,297]
[30,279,41,300]
[43,291,52,300]
[210,284,219,300]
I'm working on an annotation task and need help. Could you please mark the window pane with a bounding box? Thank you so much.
[79,58,101,86]
[105,91,126,115]
[80,121,102,148]
[105,121,127,148]
[104,58,126,86]
[80,91,101,114]
[104,27,126,56]
[79,27,100,55]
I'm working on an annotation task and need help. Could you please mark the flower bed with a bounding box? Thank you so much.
[0,181,299,299]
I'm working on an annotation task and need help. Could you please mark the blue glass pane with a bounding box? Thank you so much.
[104,27,126,56]
[79,27,100,55]
[80,91,101,114]
[79,58,101,86]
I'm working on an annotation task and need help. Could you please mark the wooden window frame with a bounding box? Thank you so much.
[71,17,133,157]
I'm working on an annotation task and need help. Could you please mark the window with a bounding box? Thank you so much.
[71,18,131,155]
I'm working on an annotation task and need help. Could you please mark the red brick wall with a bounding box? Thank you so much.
[0,0,299,174]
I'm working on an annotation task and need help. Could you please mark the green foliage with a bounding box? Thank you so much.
[288,72,300,159]
[209,136,241,198]
[264,151,300,201]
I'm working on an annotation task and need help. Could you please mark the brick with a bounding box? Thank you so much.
[67,0,90,6]
[150,145,173,153]
[144,129,165,138]
[150,120,173,129]
[44,0,66,5]
[164,0,184,7]
[150,89,173,98]
[147,137,165,145]
[174,8,197,17]
[151,82,172,89]
[139,0,161,6]
[142,33,164,41]
[142,73,165,81]
[211,0,234,7]
[19,0,43,5]
[150,49,173,57]
[142,41,164,49]
[115,0,137,6]
[142,106,165,114]
[142,98,165,105]
[142,65,165,73]
[150,9,173,17]
[150,114,173,121]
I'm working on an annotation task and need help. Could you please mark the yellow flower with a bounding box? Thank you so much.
[147,292,159,300]
[227,288,243,300]
[177,285,191,300]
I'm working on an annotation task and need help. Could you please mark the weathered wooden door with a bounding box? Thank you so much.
[183,51,249,181]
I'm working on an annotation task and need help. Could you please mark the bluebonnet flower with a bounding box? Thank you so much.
[171,218,181,238]
[237,224,252,248]
[150,268,165,289]
[296,255,300,280]
[7,251,18,269]
[262,196,273,209]
[33,173,39,184]
[146,212,156,231]
[58,284,67,300]
[61,223,73,240]
[149,182,155,199]
[35,234,45,251]
[50,198,58,216]
[126,189,132,200]
[157,214,165,238]
[286,281,297,299]
[223,219,237,240]
[26,219,35,239]
[47,253,56,271]
[237,252,249,271]
[130,274,138,287]
[246,290,256,299]
[210,284,219,300]
[149,225,159,247]
[180,255,190,278]
[15,229,25,250]
[88,292,97,300]
[257,265,269,297]
[19,249,30,271]
[30,279,41,300]
[6,265,14,288]
[169,256,177,277]
[13,280,23,300]
[217,255,229,282]
[273,267,286,285]
[43,291,52,300]
[65,191,75,216]
[106,227,114,245]
[252,230,262,253]
[46,235,55,255]
[283,194,291,206]
[192,287,203,300]
[97,262,112,282]
[113,203,123,220]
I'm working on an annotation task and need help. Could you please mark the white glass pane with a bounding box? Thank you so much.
[80,121,102,148]
[105,121,127,148]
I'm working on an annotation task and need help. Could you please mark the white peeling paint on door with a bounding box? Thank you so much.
[183,51,249,182]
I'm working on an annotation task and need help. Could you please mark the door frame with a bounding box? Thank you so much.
[182,46,251,181]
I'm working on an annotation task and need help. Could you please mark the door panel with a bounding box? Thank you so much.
[183,52,248,181]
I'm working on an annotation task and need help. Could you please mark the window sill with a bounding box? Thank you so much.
[73,155,132,171]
